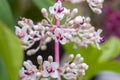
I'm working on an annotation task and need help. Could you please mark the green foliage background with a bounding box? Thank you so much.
[0,0,120,80]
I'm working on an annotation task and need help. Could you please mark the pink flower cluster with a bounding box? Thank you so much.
[15,1,103,56]
[19,54,88,80]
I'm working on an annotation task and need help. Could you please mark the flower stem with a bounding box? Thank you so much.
[55,18,60,80]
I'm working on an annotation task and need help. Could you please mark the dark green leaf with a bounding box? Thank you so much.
[0,22,23,80]
[32,0,55,10]
[0,0,14,30]
[0,58,9,80]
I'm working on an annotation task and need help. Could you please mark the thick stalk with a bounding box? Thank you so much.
[55,18,60,80]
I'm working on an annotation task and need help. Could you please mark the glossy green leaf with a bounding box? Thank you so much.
[99,37,120,63]
[32,0,55,10]
[0,22,23,80]
[0,0,14,30]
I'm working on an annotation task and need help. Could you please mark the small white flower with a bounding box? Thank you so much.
[42,61,59,78]
[53,28,67,44]
[49,1,65,19]
[19,61,38,80]
[15,26,29,42]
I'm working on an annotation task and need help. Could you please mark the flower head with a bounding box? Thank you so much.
[42,61,59,78]
[15,26,29,43]
[53,28,67,44]
[49,1,65,19]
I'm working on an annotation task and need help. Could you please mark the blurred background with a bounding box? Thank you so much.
[1,0,120,80]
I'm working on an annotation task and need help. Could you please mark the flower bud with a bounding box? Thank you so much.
[41,8,48,17]
[93,8,102,14]
[71,8,78,17]
[26,49,37,56]
[30,31,36,37]
[48,55,53,62]
[41,45,47,50]
[37,55,43,65]
[70,63,76,68]
[69,54,74,62]
[36,72,42,78]
[85,17,91,23]
[74,16,84,25]
[45,37,52,43]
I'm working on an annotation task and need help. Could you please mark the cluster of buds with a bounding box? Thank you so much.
[65,0,104,14]
[15,1,103,55]
[19,54,88,80]
[61,54,88,80]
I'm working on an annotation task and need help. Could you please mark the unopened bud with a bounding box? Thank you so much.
[30,31,36,37]
[37,55,43,65]
[69,20,73,25]
[70,63,76,68]
[41,45,47,50]
[36,72,42,78]
[75,54,81,64]
[93,8,102,14]
[45,37,52,43]
[41,8,48,17]
[71,8,78,17]
[69,54,74,62]
[85,17,91,23]
[18,21,25,27]
[74,16,84,25]
[27,49,36,56]
[48,55,53,62]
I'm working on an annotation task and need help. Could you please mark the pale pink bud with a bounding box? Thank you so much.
[37,55,43,65]
[71,8,78,17]
[36,72,42,78]
[41,45,47,50]
[41,8,48,17]
[85,17,91,23]
[93,8,102,14]
[48,55,53,62]
[70,63,76,68]
[27,49,36,56]
[69,54,74,62]
[74,16,84,25]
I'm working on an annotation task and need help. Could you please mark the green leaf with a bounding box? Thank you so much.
[0,0,14,30]
[0,22,23,80]
[84,61,120,80]
[98,37,120,63]
[32,0,55,10]
[96,61,120,73]
[0,58,9,80]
